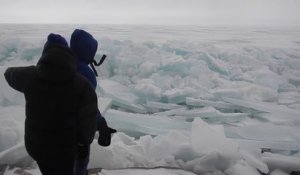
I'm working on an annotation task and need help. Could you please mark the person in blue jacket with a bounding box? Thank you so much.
[70,29,116,175]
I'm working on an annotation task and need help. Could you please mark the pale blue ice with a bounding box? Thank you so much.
[0,24,300,174]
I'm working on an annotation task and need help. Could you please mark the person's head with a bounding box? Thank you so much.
[70,29,98,64]
[43,33,69,53]
[38,33,76,82]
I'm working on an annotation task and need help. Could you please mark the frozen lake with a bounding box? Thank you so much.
[0,24,300,175]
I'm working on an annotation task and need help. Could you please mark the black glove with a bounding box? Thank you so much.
[97,118,117,147]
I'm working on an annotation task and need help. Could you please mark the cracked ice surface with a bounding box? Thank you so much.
[1,24,300,174]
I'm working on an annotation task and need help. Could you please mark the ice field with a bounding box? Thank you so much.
[0,24,300,174]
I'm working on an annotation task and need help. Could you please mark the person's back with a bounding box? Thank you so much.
[70,29,116,175]
[4,34,98,175]
[70,29,116,144]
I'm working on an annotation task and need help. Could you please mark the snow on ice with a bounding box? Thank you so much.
[0,24,300,175]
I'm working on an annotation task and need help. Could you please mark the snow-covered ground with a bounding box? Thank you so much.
[0,24,300,175]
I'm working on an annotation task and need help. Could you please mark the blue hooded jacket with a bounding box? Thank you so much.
[70,29,98,88]
[70,29,106,127]
[70,30,116,146]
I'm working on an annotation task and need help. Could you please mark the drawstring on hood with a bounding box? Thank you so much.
[70,29,106,77]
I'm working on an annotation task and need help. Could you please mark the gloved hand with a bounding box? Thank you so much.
[97,118,117,147]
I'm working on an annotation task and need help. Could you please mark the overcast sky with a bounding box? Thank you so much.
[0,0,299,26]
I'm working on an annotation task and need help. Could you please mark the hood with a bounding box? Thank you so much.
[37,45,76,83]
[43,33,69,54]
[70,29,98,64]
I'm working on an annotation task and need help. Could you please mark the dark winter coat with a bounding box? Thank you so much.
[4,45,98,162]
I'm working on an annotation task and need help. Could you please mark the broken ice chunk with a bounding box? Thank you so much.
[156,106,248,123]
[162,87,197,104]
[0,141,32,167]
[144,101,182,113]
[226,123,300,152]
[106,109,191,137]
[98,97,112,115]
[225,160,261,175]
[254,113,300,125]
[212,82,278,102]
[191,118,240,166]
[225,124,300,143]
[223,97,300,121]
[99,79,146,113]
[131,79,162,103]
[153,107,187,116]
[288,76,300,87]
[239,149,269,174]
[262,152,300,172]
[212,88,243,100]
[270,169,289,175]
[278,91,300,105]
[186,97,239,110]
[229,138,300,152]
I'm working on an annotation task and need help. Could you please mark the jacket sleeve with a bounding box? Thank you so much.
[77,82,98,145]
[4,66,35,93]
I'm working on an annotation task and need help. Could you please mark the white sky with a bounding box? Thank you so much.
[0,0,300,26]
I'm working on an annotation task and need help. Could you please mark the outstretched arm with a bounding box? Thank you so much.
[4,66,35,93]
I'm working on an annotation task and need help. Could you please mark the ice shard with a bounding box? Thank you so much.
[186,97,239,111]
[106,109,191,137]
[262,152,300,172]
[223,97,300,121]
[155,106,248,124]
[144,101,182,113]
[99,79,146,113]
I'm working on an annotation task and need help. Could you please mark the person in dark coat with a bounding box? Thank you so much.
[4,33,98,175]
[71,29,116,175]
